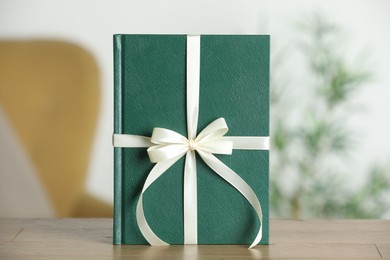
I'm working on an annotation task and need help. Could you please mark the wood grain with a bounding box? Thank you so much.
[0,218,389,259]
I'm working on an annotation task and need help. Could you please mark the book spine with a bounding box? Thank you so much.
[113,34,123,244]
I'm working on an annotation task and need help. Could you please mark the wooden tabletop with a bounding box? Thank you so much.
[0,218,389,259]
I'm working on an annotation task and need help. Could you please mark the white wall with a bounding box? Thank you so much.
[0,0,389,204]
[268,0,390,188]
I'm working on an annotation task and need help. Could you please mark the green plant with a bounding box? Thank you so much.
[270,14,390,219]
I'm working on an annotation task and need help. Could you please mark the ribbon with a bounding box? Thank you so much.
[113,35,269,249]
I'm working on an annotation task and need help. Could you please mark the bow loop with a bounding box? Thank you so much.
[148,128,189,163]
[147,144,188,163]
[151,128,188,145]
[195,118,229,143]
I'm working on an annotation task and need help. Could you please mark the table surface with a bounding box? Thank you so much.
[0,218,389,259]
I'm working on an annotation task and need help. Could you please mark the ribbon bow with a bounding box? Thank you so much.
[113,35,269,249]
[147,118,232,163]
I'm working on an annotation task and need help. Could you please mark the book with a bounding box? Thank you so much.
[113,34,269,245]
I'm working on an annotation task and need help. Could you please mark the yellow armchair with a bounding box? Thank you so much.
[0,40,112,217]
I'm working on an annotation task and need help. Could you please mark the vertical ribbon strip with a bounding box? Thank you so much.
[113,35,269,248]
[184,35,201,244]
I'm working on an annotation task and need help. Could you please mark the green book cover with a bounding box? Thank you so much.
[113,34,269,245]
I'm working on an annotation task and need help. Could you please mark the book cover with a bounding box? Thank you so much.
[114,34,269,245]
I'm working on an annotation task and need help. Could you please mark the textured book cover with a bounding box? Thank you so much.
[114,34,269,245]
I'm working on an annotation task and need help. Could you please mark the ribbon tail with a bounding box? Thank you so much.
[197,150,263,249]
[184,150,198,244]
[136,153,185,246]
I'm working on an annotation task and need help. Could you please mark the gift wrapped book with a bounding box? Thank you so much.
[113,34,270,247]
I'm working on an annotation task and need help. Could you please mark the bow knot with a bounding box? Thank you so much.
[147,117,233,163]
[188,139,197,151]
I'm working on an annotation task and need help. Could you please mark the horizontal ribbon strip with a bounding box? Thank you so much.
[113,134,270,150]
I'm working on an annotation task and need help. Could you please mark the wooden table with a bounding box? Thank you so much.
[0,218,389,259]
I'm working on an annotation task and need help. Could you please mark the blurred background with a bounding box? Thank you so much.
[0,0,389,218]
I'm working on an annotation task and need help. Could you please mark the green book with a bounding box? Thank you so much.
[113,34,269,245]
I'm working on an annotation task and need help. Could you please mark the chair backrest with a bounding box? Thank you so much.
[0,40,100,217]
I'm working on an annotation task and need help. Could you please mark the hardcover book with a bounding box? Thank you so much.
[113,34,270,245]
